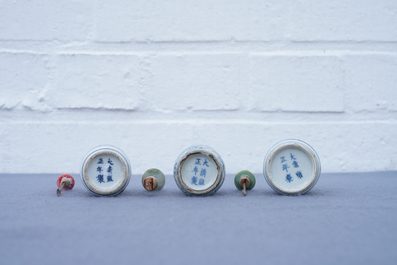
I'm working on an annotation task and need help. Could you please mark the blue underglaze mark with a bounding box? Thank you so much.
[296,171,303,179]
[203,159,209,167]
[192,166,198,175]
[107,165,113,182]
[199,178,205,185]
[290,153,296,160]
[195,158,201,165]
[97,174,105,183]
[96,166,104,183]
[282,164,290,173]
[286,174,293,183]
[96,160,116,184]
[280,156,287,163]
[200,168,207,177]
[292,161,299,168]
[191,176,198,185]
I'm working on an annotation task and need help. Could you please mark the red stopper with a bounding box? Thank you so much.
[56,174,75,190]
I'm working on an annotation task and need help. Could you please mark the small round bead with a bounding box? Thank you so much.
[56,174,75,196]
[142,168,166,191]
[234,170,256,195]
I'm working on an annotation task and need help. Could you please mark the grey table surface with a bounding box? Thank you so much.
[1,172,396,265]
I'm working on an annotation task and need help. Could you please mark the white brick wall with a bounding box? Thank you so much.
[0,1,396,174]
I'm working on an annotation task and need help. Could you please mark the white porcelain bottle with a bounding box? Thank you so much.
[80,145,132,196]
[174,145,225,196]
[263,139,321,195]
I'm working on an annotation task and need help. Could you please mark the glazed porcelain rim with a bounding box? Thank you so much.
[82,149,128,195]
[177,149,223,195]
[265,141,319,195]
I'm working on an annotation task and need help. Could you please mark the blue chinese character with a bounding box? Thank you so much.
[286,174,293,183]
[203,159,209,167]
[282,164,290,173]
[97,158,103,164]
[97,166,103,173]
[108,159,113,165]
[97,174,105,183]
[107,175,113,182]
[195,158,201,165]
[280,156,287,163]
[192,166,198,175]
[107,166,113,173]
[292,161,299,168]
[296,171,303,179]
[290,153,296,160]
[200,168,207,177]
[191,176,198,185]
[199,179,205,185]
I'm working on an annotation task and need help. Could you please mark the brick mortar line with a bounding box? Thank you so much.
[1,120,397,125]
[1,49,397,57]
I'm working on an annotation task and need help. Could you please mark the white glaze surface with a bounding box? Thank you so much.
[174,145,226,196]
[181,154,217,191]
[80,145,131,196]
[269,147,314,193]
[264,139,321,195]
[86,153,123,191]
